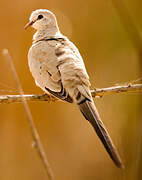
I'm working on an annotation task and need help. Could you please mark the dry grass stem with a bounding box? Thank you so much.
[2,49,54,180]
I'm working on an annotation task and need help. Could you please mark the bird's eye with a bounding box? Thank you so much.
[38,14,43,20]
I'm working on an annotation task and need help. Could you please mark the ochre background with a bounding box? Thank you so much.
[0,0,141,179]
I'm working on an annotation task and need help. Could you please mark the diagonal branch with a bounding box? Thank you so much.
[0,83,141,104]
[2,49,54,180]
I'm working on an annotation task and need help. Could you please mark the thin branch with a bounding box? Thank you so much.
[0,83,141,104]
[91,83,142,96]
[2,49,54,180]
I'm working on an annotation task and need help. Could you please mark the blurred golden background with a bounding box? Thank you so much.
[0,0,142,179]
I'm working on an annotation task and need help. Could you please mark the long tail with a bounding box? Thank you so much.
[78,99,124,168]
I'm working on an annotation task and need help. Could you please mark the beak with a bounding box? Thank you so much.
[24,20,35,30]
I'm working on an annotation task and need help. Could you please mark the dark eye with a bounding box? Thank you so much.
[38,14,43,20]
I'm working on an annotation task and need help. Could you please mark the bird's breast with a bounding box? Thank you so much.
[28,42,61,92]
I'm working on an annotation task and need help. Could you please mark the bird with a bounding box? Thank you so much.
[25,9,123,168]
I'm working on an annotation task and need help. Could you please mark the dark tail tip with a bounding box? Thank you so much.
[117,161,125,169]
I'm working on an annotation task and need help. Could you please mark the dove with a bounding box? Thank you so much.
[25,9,123,168]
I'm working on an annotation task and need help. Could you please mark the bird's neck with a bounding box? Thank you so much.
[33,26,61,42]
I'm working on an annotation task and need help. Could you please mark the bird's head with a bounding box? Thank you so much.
[24,9,57,30]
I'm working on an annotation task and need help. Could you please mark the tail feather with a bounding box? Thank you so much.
[78,100,124,168]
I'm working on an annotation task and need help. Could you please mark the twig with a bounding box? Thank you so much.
[91,83,142,97]
[0,83,141,104]
[2,49,54,180]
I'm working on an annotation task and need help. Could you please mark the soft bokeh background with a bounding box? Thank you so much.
[0,0,142,179]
